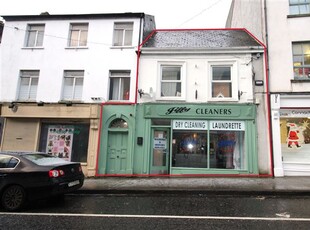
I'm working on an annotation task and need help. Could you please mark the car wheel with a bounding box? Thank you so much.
[1,185,26,211]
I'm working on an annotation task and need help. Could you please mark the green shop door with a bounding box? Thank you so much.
[151,129,170,174]
[107,131,128,174]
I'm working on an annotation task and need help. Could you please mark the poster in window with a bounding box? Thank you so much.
[280,110,310,162]
[46,125,74,161]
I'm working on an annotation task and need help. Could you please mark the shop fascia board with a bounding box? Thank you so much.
[1,103,100,119]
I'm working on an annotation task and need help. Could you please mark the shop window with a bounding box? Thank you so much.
[62,70,84,100]
[38,124,90,162]
[279,110,310,163]
[68,23,88,47]
[292,42,310,79]
[289,0,310,15]
[172,120,246,170]
[18,70,39,101]
[159,63,186,100]
[208,62,238,101]
[25,24,45,47]
[172,131,208,168]
[112,22,133,46]
[109,71,130,101]
[209,130,245,169]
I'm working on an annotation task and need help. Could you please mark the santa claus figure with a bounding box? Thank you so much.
[286,123,301,148]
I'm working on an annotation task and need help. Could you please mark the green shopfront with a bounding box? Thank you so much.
[97,103,258,176]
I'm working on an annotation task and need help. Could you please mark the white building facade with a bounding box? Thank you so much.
[0,13,155,176]
[227,0,310,176]
[119,29,272,176]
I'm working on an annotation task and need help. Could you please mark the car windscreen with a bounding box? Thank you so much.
[23,154,68,166]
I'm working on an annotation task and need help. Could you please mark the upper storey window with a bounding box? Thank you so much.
[25,24,45,47]
[113,22,133,46]
[289,0,310,15]
[208,61,238,101]
[159,63,186,100]
[109,71,130,101]
[62,70,84,100]
[68,23,88,47]
[18,70,39,101]
[292,42,310,79]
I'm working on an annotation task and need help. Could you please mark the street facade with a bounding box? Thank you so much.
[1,0,309,178]
[227,0,310,176]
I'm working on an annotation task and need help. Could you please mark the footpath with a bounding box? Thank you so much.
[76,177,310,195]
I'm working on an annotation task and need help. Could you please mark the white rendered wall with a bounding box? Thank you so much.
[0,18,142,103]
[266,0,310,92]
[137,54,255,103]
[227,0,266,44]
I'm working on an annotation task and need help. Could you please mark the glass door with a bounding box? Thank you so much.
[151,129,169,175]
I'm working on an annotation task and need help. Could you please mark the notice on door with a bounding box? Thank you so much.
[154,138,167,149]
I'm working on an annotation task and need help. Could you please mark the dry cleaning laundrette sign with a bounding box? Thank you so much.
[173,120,245,130]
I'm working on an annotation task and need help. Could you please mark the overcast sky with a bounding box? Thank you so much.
[0,0,232,29]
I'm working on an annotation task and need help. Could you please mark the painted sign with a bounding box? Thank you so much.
[173,120,208,130]
[280,109,310,118]
[210,121,245,131]
[144,104,255,119]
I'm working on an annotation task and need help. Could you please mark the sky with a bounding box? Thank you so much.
[0,0,232,29]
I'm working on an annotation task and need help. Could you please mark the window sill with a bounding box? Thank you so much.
[291,78,310,83]
[22,47,44,50]
[65,47,89,50]
[157,97,186,101]
[15,100,37,102]
[208,98,239,102]
[58,100,84,105]
[287,14,310,18]
[110,46,135,49]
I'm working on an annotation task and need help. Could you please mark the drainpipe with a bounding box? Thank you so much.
[263,0,274,177]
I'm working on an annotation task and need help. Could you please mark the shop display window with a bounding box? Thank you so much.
[209,130,245,169]
[172,120,246,170]
[39,123,89,162]
[280,116,310,162]
[172,131,208,168]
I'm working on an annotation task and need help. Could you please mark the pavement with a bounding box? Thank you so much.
[76,176,310,195]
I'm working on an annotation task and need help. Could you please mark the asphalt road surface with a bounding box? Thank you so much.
[1,193,310,229]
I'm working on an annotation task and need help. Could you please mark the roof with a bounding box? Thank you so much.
[141,29,262,49]
[1,12,147,21]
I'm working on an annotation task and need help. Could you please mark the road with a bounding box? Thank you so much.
[1,193,310,229]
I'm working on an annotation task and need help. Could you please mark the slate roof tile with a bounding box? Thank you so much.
[142,30,261,49]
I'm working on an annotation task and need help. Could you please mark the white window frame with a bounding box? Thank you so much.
[289,0,310,15]
[112,22,134,47]
[25,24,45,47]
[157,62,186,101]
[68,23,88,47]
[292,42,310,79]
[18,70,39,101]
[62,70,84,101]
[208,61,238,101]
[108,71,131,101]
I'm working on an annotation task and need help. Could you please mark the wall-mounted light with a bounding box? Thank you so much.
[66,101,73,106]
[8,102,18,112]
[255,80,264,86]
[138,88,153,98]
[37,101,44,106]
[238,90,244,100]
